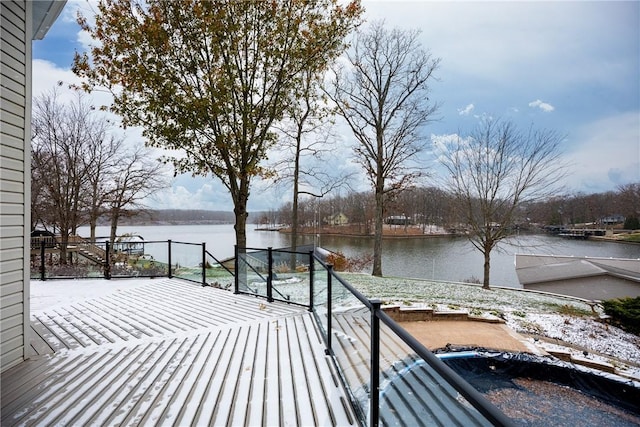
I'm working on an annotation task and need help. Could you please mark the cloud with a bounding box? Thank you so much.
[565,111,639,192]
[528,99,555,113]
[33,0,637,209]
[429,116,639,197]
[32,59,81,97]
[429,132,464,163]
[147,174,295,213]
[149,181,234,211]
[362,1,638,89]
[458,103,475,116]
[76,27,94,51]
[31,59,116,114]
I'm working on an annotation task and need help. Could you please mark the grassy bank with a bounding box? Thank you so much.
[340,273,640,366]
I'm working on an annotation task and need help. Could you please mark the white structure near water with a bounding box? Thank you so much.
[515,254,640,300]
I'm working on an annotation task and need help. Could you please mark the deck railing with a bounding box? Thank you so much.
[30,239,234,286]
[31,240,512,426]
[234,246,513,427]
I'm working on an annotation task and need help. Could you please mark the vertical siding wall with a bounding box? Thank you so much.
[0,1,31,372]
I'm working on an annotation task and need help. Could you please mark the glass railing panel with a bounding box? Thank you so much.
[269,249,311,305]
[376,321,494,427]
[170,241,203,282]
[328,275,372,425]
[236,248,269,297]
[112,241,169,278]
[30,260,40,280]
[203,251,234,290]
[312,263,329,336]
[31,241,107,279]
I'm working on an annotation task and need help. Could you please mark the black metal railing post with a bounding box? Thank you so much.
[267,247,274,302]
[105,241,111,280]
[234,245,239,294]
[308,251,314,312]
[168,239,172,278]
[40,240,46,281]
[325,264,333,355]
[370,299,382,427]
[202,242,207,286]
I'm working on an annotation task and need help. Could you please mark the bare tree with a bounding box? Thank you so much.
[31,90,97,262]
[342,191,374,234]
[617,183,640,221]
[438,119,566,289]
[84,132,124,242]
[30,154,54,232]
[32,88,166,265]
[106,145,167,245]
[273,68,353,257]
[325,21,440,276]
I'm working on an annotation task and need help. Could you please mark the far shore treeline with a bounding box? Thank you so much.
[102,184,639,230]
[92,209,236,226]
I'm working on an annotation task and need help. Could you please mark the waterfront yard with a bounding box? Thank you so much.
[341,272,640,377]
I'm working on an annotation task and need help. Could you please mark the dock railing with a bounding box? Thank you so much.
[234,246,514,427]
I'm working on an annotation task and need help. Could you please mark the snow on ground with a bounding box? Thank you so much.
[30,278,154,312]
[509,313,640,364]
[341,273,640,371]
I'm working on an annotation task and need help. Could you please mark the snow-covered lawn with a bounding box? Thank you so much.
[341,273,640,375]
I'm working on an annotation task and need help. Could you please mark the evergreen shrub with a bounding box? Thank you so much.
[624,216,639,230]
[602,297,640,335]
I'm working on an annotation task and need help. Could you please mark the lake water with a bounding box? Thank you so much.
[80,224,640,288]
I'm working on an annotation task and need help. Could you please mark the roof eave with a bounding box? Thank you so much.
[32,1,67,40]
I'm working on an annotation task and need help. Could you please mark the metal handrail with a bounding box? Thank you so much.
[33,239,512,425]
[319,261,512,426]
[32,239,234,282]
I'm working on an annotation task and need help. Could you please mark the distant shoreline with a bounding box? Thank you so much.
[274,224,457,239]
[274,226,640,244]
[278,229,456,239]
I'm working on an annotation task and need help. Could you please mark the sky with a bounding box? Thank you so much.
[32,0,640,212]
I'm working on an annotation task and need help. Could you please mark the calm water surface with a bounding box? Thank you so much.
[81,224,640,288]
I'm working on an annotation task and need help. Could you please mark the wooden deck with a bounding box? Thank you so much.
[1,279,356,426]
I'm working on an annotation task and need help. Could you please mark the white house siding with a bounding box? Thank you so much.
[0,1,32,372]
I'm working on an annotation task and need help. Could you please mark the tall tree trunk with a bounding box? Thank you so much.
[90,219,97,243]
[234,185,249,291]
[372,186,384,277]
[290,187,299,269]
[482,246,491,290]
[234,178,250,250]
[290,135,302,269]
[59,232,69,265]
[109,209,120,253]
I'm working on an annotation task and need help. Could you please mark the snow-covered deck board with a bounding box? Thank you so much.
[1,279,356,426]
